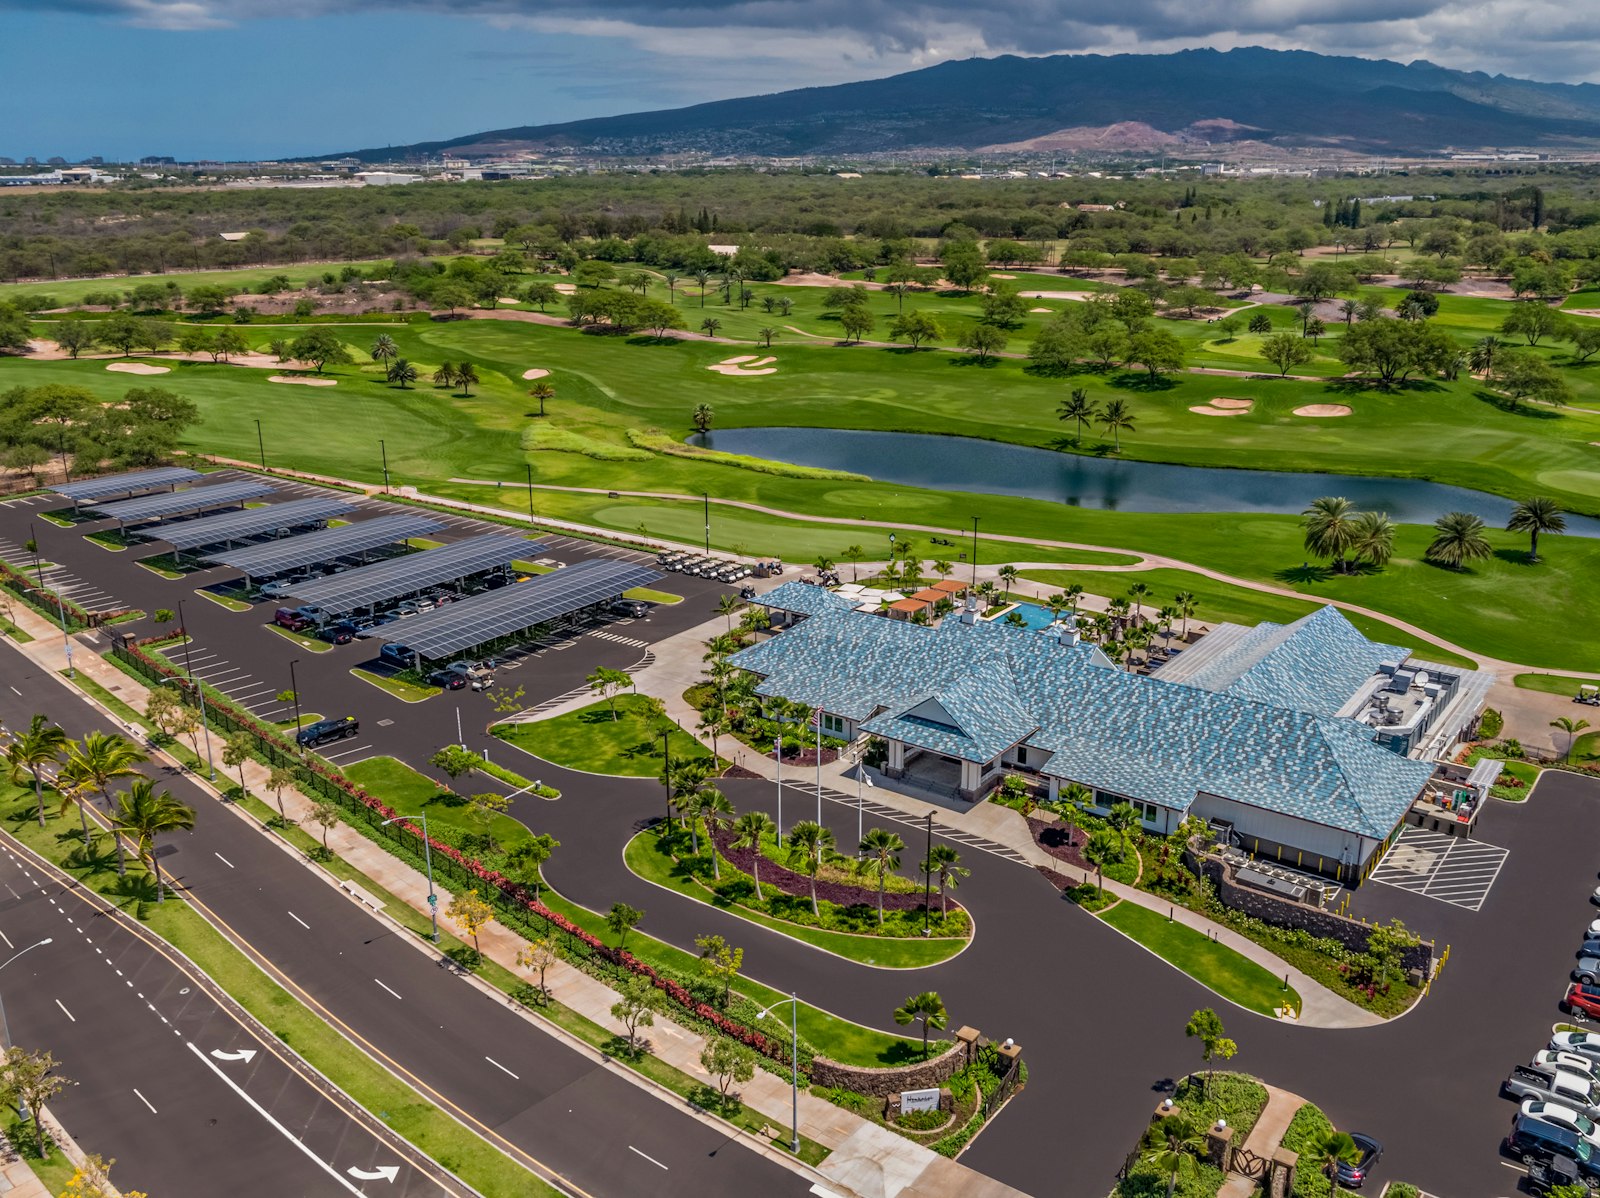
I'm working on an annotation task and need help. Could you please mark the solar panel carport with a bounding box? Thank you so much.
[51,467,201,505]
[202,514,444,579]
[376,559,661,662]
[88,480,274,525]
[144,497,353,551]
[283,532,541,617]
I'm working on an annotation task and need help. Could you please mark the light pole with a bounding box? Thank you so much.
[254,419,267,470]
[857,764,872,850]
[922,811,934,936]
[381,814,438,942]
[455,705,465,749]
[702,492,711,556]
[969,516,979,591]
[380,439,390,494]
[0,938,53,1049]
[814,714,822,826]
[287,658,304,735]
[659,728,673,830]
[526,463,535,524]
[175,599,215,779]
[773,734,783,844]
[757,993,801,1155]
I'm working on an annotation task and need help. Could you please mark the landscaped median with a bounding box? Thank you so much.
[493,694,717,775]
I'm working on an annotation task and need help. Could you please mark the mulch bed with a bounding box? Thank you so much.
[1029,815,1091,872]
[710,827,960,914]
[719,764,762,780]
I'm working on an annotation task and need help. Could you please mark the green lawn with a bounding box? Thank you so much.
[264,622,330,652]
[494,694,716,776]
[625,587,682,604]
[351,667,439,702]
[343,755,532,849]
[195,587,253,612]
[623,830,969,967]
[1098,901,1301,1018]
[1516,672,1600,697]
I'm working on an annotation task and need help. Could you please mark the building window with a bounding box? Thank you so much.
[822,713,848,736]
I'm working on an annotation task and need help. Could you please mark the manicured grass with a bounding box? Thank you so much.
[194,587,253,611]
[625,586,682,604]
[1098,901,1301,1017]
[351,667,439,702]
[264,622,331,652]
[624,830,969,967]
[275,712,323,730]
[0,618,33,643]
[494,694,715,776]
[1022,565,1479,669]
[84,530,128,551]
[1516,672,1600,697]
[136,557,182,578]
[342,755,532,849]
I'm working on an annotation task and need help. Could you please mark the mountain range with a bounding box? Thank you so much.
[325,47,1600,161]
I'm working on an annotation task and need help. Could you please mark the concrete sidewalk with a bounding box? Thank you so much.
[1217,1084,1304,1198]
[3,606,1027,1198]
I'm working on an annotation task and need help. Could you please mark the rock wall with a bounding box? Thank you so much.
[810,1039,969,1097]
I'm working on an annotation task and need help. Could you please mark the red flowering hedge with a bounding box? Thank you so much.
[712,826,961,915]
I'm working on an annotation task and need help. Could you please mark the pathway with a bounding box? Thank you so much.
[1216,1084,1304,1198]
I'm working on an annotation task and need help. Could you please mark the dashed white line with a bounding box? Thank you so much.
[214,852,235,869]
[628,1146,669,1170]
[133,1088,158,1115]
[0,928,13,949]
[54,999,75,1023]
[485,1056,519,1079]
[287,911,310,929]
[374,979,402,1000]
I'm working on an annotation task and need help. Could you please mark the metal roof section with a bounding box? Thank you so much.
[51,466,201,501]
[201,514,443,576]
[146,497,353,550]
[284,532,539,615]
[381,559,661,660]
[87,479,275,523]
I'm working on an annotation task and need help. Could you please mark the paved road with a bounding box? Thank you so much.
[0,831,452,1197]
[0,650,812,1198]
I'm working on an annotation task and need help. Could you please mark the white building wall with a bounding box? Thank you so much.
[1189,791,1381,873]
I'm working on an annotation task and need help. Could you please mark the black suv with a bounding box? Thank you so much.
[317,621,359,646]
[296,716,359,749]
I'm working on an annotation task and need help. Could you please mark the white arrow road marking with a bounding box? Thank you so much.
[54,999,74,1023]
[210,1048,257,1063]
[346,1165,400,1183]
[185,1043,365,1195]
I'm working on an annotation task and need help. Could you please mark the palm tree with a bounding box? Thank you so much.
[1065,584,1085,615]
[454,361,479,396]
[385,358,418,389]
[111,779,195,903]
[1307,1130,1361,1186]
[693,269,711,307]
[686,786,735,874]
[730,810,774,893]
[784,820,838,917]
[1426,511,1493,570]
[1083,828,1122,897]
[692,403,714,436]
[924,844,969,915]
[700,317,721,337]
[997,564,1019,596]
[529,380,554,417]
[1126,581,1150,621]
[65,733,147,875]
[6,714,68,828]
[856,827,905,926]
[1468,335,1503,376]
[663,271,679,302]
[1058,782,1092,841]
[1142,1117,1205,1198]
[842,545,864,581]
[369,334,398,365]
[1057,388,1098,442]
[716,592,743,632]
[1508,496,1566,562]
[893,991,948,1059]
[1172,590,1197,638]
[1106,800,1141,850]
[813,555,836,578]
[1349,510,1395,569]
[1553,717,1591,762]
[1302,496,1359,573]
[1124,626,1152,670]
[1098,397,1136,452]
[1155,605,1178,652]
[432,361,458,389]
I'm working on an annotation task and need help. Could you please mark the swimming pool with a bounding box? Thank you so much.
[1004,602,1059,632]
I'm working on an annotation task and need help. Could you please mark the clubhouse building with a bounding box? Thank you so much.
[731,583,1493,884]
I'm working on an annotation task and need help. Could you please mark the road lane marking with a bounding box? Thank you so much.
[0,928,13,949]
[213,852,234,869]
[133,1088,157,1114]
[54,999,75,1023]
[628,1146,669,1170]
[374,979,402,1000]
[288,911,310,929]
[485,1056,519,1079]
[184,1043,364,1196]
[7,687,18,696]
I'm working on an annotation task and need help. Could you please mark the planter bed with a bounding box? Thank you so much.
[713,826,955,912]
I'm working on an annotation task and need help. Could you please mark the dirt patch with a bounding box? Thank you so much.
[106,362,170,375]
[1293,404,1353,417]
[706,355,777,377]
[1209,397,1254,410]
[521,368,550,380]
[268,375,336,387]
[24,338,68,359]
[1189,405,1248,416]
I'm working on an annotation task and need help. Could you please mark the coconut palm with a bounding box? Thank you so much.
[529,381,554,417]
[1098,397,1136,452]
[1058,782,1092,840]
[1056,387,1098,442]
[432,361,458,389]
[1307,1130,1361,1185]
[1553,717,1591,762]
[842,544,864,581]
[1302,496,1359,573]
[893,991,948,1059]
[1065,584,1085,615]
[1106,801,1142,850]
[693,269,711,307]
[730,810,774,892]
[685,786,735,874]
[1124,626,1152,670]
[1126,581,1150,621]
[663,271,679,302]
[454,361,479,396]
[1155,605,1178,652]
[64,733,148,874]
[111,779,195,903]
[1426,511,1493,570]
[784,820,839,917]
[369,334,398,365]
[6,714,69,828]
[1172,590,1197,638]
[1508,496,1566,562]
[1083,828,1122,897]
[1349,510,1396,569]
[997,564,1019,595]
[856,827,905,925]
[923,843,969,915]
[1142,1117,1206,1198]
[385,358,418,389]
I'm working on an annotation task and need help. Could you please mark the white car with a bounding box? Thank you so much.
[1535,1051,1600,1083]
[1553,1031,1600,1063]
[1522,1098,1600,1151]
[1588,917,1600,938]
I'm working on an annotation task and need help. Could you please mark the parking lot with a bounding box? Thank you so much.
[1367,825,1511,912]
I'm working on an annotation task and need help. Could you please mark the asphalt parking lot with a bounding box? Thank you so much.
[1367,825,1512,912]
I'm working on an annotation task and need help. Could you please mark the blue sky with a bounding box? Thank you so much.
[5,1,1595,161]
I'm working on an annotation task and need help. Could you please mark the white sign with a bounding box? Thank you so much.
[900,1087,940,1113]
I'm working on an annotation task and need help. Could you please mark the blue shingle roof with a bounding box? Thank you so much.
[753,580,858,618]
[729,604,1435,839]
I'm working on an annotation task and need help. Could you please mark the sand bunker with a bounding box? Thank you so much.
[1019,290,1098,302]
[1293,404,1353,418]
[553,283,577,294]
[498,297,521,306]
[706,355,777,376]
[268,375,337,387]
[1029,307,1052,313]
[991,273,1016,279]
[106,362,169,375]
[1209,398,1254,410]
[522,368,550,380]
[1189,405,1248,416]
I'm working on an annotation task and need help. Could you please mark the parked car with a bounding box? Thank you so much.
[274,607,314,632]
[1554,1032,1600,1062]
[428,661,491,690]
[1527,1152,1592,1194]
[1504,1064,1600,1120]
[415,597,436,613]
[1579,955,1600,986]
[1507,1115,1599,1176]
[392,600,421,619]
[295,716,359,749]
[378,642,416,668]
[1536,1052,1600,1084]
[1587,917,1600,939]
[1523,1099,1600,1151]
[1569,984,1600,1021]
[610,599,648,619]
[316,621,358,645]
[260,579,294,598]
[1334,1133,1382,1188]
[428,668,467,690]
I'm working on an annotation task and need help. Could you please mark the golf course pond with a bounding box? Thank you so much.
[700,428,1600,536]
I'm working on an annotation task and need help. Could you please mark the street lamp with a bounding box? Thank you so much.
[659,727,673,830]
[287,658,304,735]
[757,993,801,1155]
[969,516,980,591]
[174,599,215,779]
[856,763,873,849]
[380,814,438,943]
[773,734,783,844]
[0,939,53,1049]
[379,439,390,494]
[702,492,711,556]
[922,811,935,935]
[254,418,267,470]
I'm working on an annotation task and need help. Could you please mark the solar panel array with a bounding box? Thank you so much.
[52,467,201,502]
[149,497,354,551]
[88,480,275,523]
[202,514,444,577]
[284,532,540,615]
[385,559,661,661]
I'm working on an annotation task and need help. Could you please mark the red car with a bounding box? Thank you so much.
[1564,982,1600,1019]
